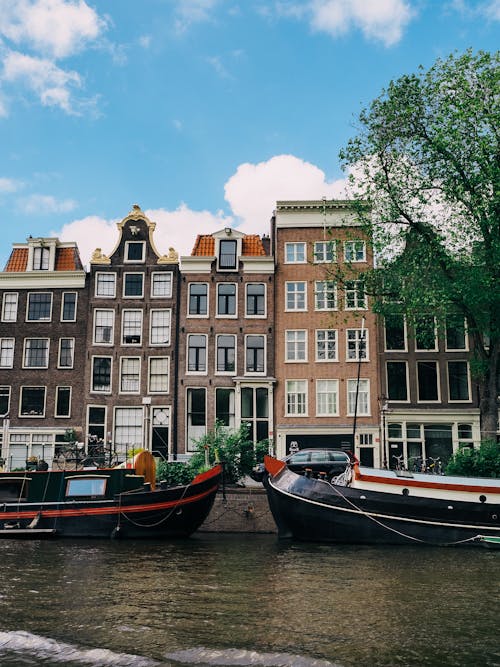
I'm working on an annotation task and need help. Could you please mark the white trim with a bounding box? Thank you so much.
[285,329,308,363]
[186,333,208,375]
[187,282,209,318]
[0,337,15,369]
[151,271,173,298]
[313,240,336,263]
[119,356,142,395]
[315,328,338,362]
[285,379,308,417]
[121,309,143,346]
[285,280,307,312]
[244,333,267,376]
[215,282,238,318]
[315,379,339,417]
[57,337,75,369]
[93,308,115,346]
[149,308,171,346]
[447,360,472,403]
[95,272,117,298]
[60,291,78,322]
[245,282,267,318]
[343,239,366,263]
[25,291,53,322]
[148,356,170,394]
[416,360,441,403]
[55,385,72,418]
[90,355,113,394]
[346,378,371,416]
[124,240,146,263]
[345,328,369,362]
[284,242,307,264]
[384,314,408,352]
[215,333,237,375]
[122,272,145,299]
[385,360,410,403]
[1,292,18,322]
[22,337,50,369]
[19,385,47,418]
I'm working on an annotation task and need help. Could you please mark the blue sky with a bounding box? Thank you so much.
[0,0,498,267]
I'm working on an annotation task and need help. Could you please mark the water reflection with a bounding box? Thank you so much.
[0,535,498,666]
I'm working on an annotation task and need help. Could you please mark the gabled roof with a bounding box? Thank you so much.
[4,246,84,272]
[190,234,268,257]
[4,248,28,272]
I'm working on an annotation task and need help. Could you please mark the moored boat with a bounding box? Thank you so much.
[0,451,221,539]
[263,455,500,547]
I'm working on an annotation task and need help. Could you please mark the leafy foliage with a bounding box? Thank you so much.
[445,441,500,478]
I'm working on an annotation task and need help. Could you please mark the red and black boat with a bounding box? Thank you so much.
[263,455,500,547]
[0,451,221,539]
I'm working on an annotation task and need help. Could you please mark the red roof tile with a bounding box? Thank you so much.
[191,234,268,257]
[55,247,82,271]
[5,248,28,272]
[242,235,267,256]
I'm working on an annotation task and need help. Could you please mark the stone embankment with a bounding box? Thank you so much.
[198,485,277,533]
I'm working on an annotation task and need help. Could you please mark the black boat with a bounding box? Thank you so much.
[0,451,221,539]
[263,455,500,547]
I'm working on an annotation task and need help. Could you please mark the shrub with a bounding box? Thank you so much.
[445,440,500,478]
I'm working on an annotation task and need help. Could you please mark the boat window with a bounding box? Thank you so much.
[0,479,29,502]
[66,477,107,497]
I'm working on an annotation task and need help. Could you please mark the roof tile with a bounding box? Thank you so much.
[5,248,28,272]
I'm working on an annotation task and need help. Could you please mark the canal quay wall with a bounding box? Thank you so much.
[198,486,277,533]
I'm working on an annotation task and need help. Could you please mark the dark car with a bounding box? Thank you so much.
[284,449,351,477]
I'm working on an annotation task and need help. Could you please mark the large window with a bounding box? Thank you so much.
[384,314,406,350]
[216,335,236,373]
[33,246,50,270]
[0,387,10,417]
[94,309,114,345]
[386,361,408,401]
[58,338,74,368]
[285,330,307,362]
[245,335,265,374]
[313,241,335,263]
[448,361,470,401]
[347,379,370,415]
[241,387,269,442]
[344,240,366,262]
[27,293,52,321]
[95,273,116,297]
[0,338,14,368]
[285,242,306,263]
[188,283,208,316]
[314,281,337,310]
[55,387,71,417]
[120,357,141,393]
[151,272,172,298]
[286,380,307,416]
[23,338,49,368]
[217,283,237,316]
[219,239,237,269]
[286,282,307,311]
[150,309,171,345]
[246,283,265,317]
[315,329,337,362]
[316,379,339,416]
[344,281,366,310]
[148,357,169,393]
[123,273,144,297]
[61,292,77,321]
[114,408,143,452]
[92,357,112,393]
[187,334,207,373]
[2,293,18,322]
[122,310,143,345]
[216,388,235,428]
[346,329,368,361]
[417,361,439,401]
[187,388,206,449]
[20,387,46,417]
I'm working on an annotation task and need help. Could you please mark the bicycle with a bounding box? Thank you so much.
[391,454,406,471]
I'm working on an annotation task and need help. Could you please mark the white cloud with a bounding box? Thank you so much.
[483,0,500,19]
[173,0,221,32]
[0,0,107,58]
[18,193,77,214]
[54,215,120,265]
[0,177,23,193]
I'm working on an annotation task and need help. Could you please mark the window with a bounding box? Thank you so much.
[61,292,77,321]
[122,310,143,345]
[346,329,368,361]
[92,357,112,392]
[246,283,265,317]
[219,239,237,269]
[187,334,207,373]
[58,338,74,368]
[66,477,106,497]
[347,379,370,415]
[313,241,335,263]
[217,283,237,316]
[216,335,236,373]
[2,293,18,322]
[187,388,206,449]
[245,335,265,373]
[24,339,49,368]
[125,241,145,262]
[286,330,307,362]
[27,293,52,321]
[458,423,474,449]
[120,357,140,393]
[33,246,50,270]
[216,388,235,428]
[94,309,114,345]
[20,387,46,416]
[386,361,408,401]
[385,314,406,350]
[316,379,339,416]
[0,387,10,417]
[344,240,366,262]
[286,282,307,311]
[344,281,366,310]
[88,406,106,440]
[241,387,269,442]
[95,273,116,297]
[448,361,470,401]
[286,380,307,416]
[151,272,172,298]
[0,339,14,368]
[316,329,337,361]
[415,316,437,350]
[188,283,208,316]
[314,281,337,310]
[417,361,439,401]
[148,357,169,393]
[123,273,144,297]
[114,408,143,452]
[285,242,306,263]
[55,387,71,417]
[446,316,467,350]
[150,309,171,345]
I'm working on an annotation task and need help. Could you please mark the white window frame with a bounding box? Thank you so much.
[19,386,46,418]
[315,329,338,362]
[216,283,238,318]
[346,329,369,361]
[26,292,53,321]
[23,338,49,369]
[55,386,72,418]
[186,333,208,374]
[314,281,337,311]
[344,240,366,262]
[245,334,266,375]
[93,309,115,346]
[60,292,77,322]
[124,240,146,263]
[58,337,75,369]
[0,386,11,417]
[316,379,339,416]
[313,240,336,263]
[32,246,50,270]
[91,356,113,394]
[215,334,237,375]
[123,272,145,299]
[148,356,170,394]
[286,380,308,416]
[344,281,367,310]
[150,309,171,346]
[447,360,471,403]
[0,338,15,368]
[285,281,307,312]
[445,316,468,352]
[119,356,141,394]
[384,314,407,351]
[95,272,117,298]
[217,239,238,271]
[1,293,18,322]
[285,242,306,264]
[113,407,143,453]
[347,379,370,416]
[285,330,307,362]
[416,361,441,403]
[186,387,207,451]
[245,283,266,318]
[187,282,209,318]
[386,361,410,403]
[414,316,438,351]
[151,272,173,298]
[121,309,143,346]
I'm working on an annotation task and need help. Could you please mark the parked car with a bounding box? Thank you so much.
[250,448,351,482]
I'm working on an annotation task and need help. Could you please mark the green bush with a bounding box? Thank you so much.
[445,440,500,478]
[155,460,195,486]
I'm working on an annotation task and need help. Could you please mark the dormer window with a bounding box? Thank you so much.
[33,247,50,270]
[219,240,237,270]
[125,241,145,263]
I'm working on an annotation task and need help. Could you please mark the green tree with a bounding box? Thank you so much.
[340,50,500,440]
[446,440,500,478]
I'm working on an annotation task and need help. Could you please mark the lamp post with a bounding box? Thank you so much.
[380,398,388,469]
[352,317,366,451]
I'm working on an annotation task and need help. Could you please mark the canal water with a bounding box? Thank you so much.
[0,535,498,667]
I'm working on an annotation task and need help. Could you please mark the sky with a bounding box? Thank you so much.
[0,0,498,268]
